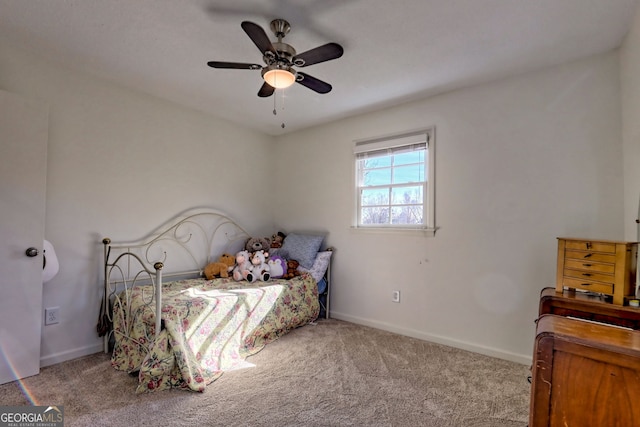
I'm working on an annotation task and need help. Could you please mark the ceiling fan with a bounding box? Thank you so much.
[207,19,344,97]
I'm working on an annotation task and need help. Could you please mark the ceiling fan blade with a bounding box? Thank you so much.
[296,72,332,94]
[241,21,276,55]
[207,61,262,70]
[258,82,275,98]
[293,43,344,67]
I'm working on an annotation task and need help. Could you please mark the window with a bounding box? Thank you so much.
[354,129,435,234]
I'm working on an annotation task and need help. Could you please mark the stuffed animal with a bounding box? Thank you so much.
[232,250,253,281]
[282,259,301,280]
[245,236,271,254]
[247,249,270,282]
[203,253,236,280]
[267,255,287,279]
[270,232,286,248]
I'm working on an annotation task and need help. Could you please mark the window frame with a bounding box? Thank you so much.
[353,128,436,236]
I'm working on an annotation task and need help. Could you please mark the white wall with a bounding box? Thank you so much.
[274,52,624,363]
[621,6,640,241]
[0,39,274,366]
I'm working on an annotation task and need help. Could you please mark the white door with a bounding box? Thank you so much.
[0,90,48,384]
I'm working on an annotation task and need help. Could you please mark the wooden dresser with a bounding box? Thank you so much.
[529,314,640,427]
[556,237,638,305]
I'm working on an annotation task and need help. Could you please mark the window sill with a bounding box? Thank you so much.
[350,226,438,237]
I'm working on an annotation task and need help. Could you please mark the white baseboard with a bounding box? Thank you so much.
[329,311,532,366]
[40,343,104,368]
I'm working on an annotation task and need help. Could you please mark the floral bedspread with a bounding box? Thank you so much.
[111,273,319,393]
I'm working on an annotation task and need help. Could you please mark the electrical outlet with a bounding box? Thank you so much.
[45,307,60,325]
[392,290,401,303]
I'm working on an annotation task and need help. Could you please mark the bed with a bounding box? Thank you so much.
[98,208,332,393]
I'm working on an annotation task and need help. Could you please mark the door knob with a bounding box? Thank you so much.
[25,247,39,257]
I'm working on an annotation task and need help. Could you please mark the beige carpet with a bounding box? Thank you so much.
[0,319,530,426]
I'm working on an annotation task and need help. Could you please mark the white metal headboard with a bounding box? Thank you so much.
[99,208,250,353]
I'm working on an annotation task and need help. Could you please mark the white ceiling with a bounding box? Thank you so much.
[1,0,638,136]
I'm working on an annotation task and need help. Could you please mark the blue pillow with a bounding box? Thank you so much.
[317,277,327,295]
[281,232,324,269]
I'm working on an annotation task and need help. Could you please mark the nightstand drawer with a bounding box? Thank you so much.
[564,250,616,264]
[564,259,615,274]
[562,277,613,295]
[564,240,617,253]
[564,268,614,283]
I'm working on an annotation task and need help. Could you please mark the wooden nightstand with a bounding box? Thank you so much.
[556,238,638,305]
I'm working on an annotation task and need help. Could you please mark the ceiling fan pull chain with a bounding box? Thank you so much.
[273,92,277,115]
[280,90,286,128]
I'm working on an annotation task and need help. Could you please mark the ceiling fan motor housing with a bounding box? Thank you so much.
[263,40,297,79]
[264,42,296,64]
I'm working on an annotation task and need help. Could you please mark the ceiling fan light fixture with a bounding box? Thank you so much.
[263,67,296,89]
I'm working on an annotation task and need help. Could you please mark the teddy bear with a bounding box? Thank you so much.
[245,236,271,254]
[247,249,270,282]
[267,255,287,279]
[282,259,301,280]
[232,250,253,281]
[203,253,236,280]
[270,231,286,248]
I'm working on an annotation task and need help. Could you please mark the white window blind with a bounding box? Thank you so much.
[353,133,428,156]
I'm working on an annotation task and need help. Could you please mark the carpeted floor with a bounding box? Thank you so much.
[0,319,530,426]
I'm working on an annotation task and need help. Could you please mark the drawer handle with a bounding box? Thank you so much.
[583,263,592,267]
[582,273,592,277]
[583,253,592,258]
[581,283,591,286]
